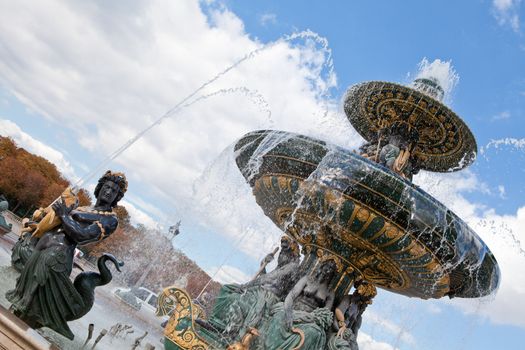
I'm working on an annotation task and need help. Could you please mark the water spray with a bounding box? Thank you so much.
[71,30,333,191]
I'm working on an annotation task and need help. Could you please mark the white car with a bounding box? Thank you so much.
[113,287,159,312]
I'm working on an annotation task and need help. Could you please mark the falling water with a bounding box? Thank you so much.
[410,58,459,103]
[72,30,335,191]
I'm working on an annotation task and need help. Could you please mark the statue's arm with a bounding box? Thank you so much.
[334,295,350,328]
[284,276,307,329]
[242,274,266,289]
[243,263,288,288]
[56,202,118,243]
[242,280,259,289]
[59,214,104,243]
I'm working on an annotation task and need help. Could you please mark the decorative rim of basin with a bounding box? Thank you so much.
[344,81,477,172]
[234,130,500,299]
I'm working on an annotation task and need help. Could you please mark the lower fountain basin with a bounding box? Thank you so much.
[234,130,500,299]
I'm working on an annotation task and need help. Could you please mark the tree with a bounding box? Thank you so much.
[113,205,131,226]
[84,222,221,300]
[0,136,91,215]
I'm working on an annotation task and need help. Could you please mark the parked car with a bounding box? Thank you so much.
[113,287,159,312]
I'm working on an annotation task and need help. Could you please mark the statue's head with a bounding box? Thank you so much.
[277,236,300,267]
[354,280,377,305]
[280,236,300,258]
[315,258,338,284]
[94,170,128,208]
[0,200,7,213]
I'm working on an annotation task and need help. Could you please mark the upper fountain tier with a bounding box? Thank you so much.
[344,78,477,173]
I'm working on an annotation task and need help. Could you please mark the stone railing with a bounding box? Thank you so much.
[3,210,23,236]
[3,210,22,224]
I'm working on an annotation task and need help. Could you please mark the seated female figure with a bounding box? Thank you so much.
[6,171,127,340]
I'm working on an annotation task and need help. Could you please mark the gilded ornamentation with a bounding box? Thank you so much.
[234,129,500,299]
[159,287,208,350]
[344,81,477,172]
[316,250,344,273]
[356,282,377,299]
[260,174,453,298]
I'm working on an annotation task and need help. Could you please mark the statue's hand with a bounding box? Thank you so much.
[336,324,347,338]
[52,199,74,217]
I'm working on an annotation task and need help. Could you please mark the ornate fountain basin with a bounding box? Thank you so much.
[234,130,500,299]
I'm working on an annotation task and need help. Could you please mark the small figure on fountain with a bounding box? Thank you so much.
[6,171,126,340]
[328,281,377,350]
[360,121,421,180]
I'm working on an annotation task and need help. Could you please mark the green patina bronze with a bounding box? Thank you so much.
[234,130,499,299]
[160,78,500,350]
[0,196,12,234]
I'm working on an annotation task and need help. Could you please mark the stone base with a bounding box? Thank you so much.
[0,305,57,350]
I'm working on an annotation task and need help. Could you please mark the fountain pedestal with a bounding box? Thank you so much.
[0,306,56,350]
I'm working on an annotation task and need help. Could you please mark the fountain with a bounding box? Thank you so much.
[158,76,500,349]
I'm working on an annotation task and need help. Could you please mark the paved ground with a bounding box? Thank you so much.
[0,230,165,350]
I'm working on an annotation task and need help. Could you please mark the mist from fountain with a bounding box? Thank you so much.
[72,30,335,192]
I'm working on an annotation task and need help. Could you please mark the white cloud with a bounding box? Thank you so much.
[367,311,416,346]
[358,332,399,350]
[448,206,525,328]
[497,185,506,199]
[259,13,277,26]
[119,199,158,229]
[414,168,525,330]
[207,264,251,284]
[0,118,78,180]
[0,0,357,260]
[492,0,522,32]
[426,303,442,314]
[491,110,511,121]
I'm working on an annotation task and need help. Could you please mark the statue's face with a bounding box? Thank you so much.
[316,260,336,282]
[98,180,120,205]
[280,237,290,250]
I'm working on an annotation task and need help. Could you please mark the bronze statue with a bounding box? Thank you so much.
[263,257,339,350]
[207,236,301,340]
[360,121,421,180]
[0,195,12,234]
[6,171,127,339]
[328,281,377,350]
[11,226,39,272]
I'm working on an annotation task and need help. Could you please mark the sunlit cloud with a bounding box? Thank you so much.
[492,0,522,32]
[259,13,277,26]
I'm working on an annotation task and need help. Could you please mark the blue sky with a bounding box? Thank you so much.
[0,1,524,349]
[225,0,525,212]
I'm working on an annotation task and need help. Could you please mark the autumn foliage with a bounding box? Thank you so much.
[1,135,220,302]
[0,136,91,216]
